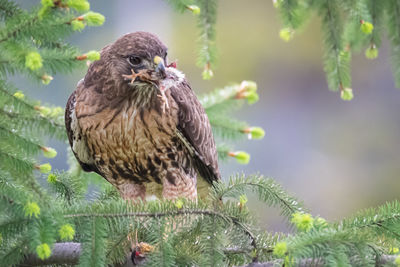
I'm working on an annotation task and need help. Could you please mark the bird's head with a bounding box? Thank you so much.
[108,32,168,87]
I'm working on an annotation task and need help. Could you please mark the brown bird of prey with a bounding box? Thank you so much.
[65,32,220,201]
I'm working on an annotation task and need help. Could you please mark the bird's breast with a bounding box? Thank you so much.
[80,93,183,186]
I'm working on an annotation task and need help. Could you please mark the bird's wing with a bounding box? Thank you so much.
[65,80,98,173]
[170,80,220,185]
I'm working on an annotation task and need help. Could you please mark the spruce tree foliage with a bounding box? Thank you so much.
[0,1,400,267]
[275,0,400,100]
[172,0,400,100]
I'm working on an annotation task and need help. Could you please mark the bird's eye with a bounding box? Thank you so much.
[128,56,142,65]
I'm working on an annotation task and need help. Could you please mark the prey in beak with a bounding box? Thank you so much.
[122,56,172,113]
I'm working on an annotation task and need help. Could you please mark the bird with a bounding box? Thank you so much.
[65,31,220,201]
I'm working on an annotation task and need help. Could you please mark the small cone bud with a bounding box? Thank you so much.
[41,0,54,8]
[239,195,248,205]
[243,127,265,139]
[240,80,257,92]
[13,91,24,99]
[25,52,43,71]
[365,45,378,59]
[37,106,52,116]
[71,20,86,31]
[229,151,250,164]
[175,199,184,209]
[291,212,314,232]
[244,91,259,104]
[279,28,294,42]
[394,255,400,266]
[340,88,353,101]
[390,247,399,254]
[36,243,51,260]
[59,224,75,241]
[37,163,52,173]
[47,173,57,183]
[50,107,63,117]
[41,75,53,85]
[187,5,200,15]
[202,67,213,80]
[273,0,281,8]
[360,21,374,34]
[67,0,90,11]
[42,147,57,158]
[86,50,101,61]
[273,241,287,257]
[24,201,40,218]
[83,11,105,26]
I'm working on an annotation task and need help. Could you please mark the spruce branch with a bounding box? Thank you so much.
[195,0,217,79]
[211,174,305,217]
[386,0,400,88]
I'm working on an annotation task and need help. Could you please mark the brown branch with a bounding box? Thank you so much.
[20,242,81,266]
[19,242,398,266]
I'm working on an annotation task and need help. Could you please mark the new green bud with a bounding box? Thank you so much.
[86,50,101,61]
[67,0,90,11]
[291,212,314,232]
[390,247,399,254]
[244,127,265,139]
[240,80,257,93]
[41,0,54,8]
[239,195,248,205]
[84,11,105,26]
[365,46,378,59]
[51,107,64,117]
[273,0,281,8]
[187,5,200,15]
[340,88,353,101]
[244,91,259,104]
[395,255,400,267]
[279,28,293,42]
[41,75,53,85]
[38,163,52,174]
[13,91,24,99]
[71,20,86,31]
[273,241,287,257]
[229,151,250,165]
[25,52,43,71]
[59,224,75,241]
[36,243,51,260]
[42,147,57,158]
[47,173,57,184]
[360,21,374,35]
[202,68,213,80]
[24,201,40,218]
[175,199,184,209]
[38,106,51,116]
[38,7,50,19]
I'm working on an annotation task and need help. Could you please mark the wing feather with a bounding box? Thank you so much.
[170,81,220,184]
[65,81,98,173]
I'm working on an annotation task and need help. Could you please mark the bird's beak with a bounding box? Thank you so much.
[154,56,166,78]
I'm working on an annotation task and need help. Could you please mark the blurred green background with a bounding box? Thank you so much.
[14,0,400,232]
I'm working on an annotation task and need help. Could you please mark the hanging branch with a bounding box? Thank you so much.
[196,0,218,79]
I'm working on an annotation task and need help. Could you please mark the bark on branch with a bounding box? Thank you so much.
[19,242,398,266]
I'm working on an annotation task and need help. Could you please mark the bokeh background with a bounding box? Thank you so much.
[14,0,400,232]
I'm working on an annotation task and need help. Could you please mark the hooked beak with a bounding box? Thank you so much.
[154,56,166,78]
